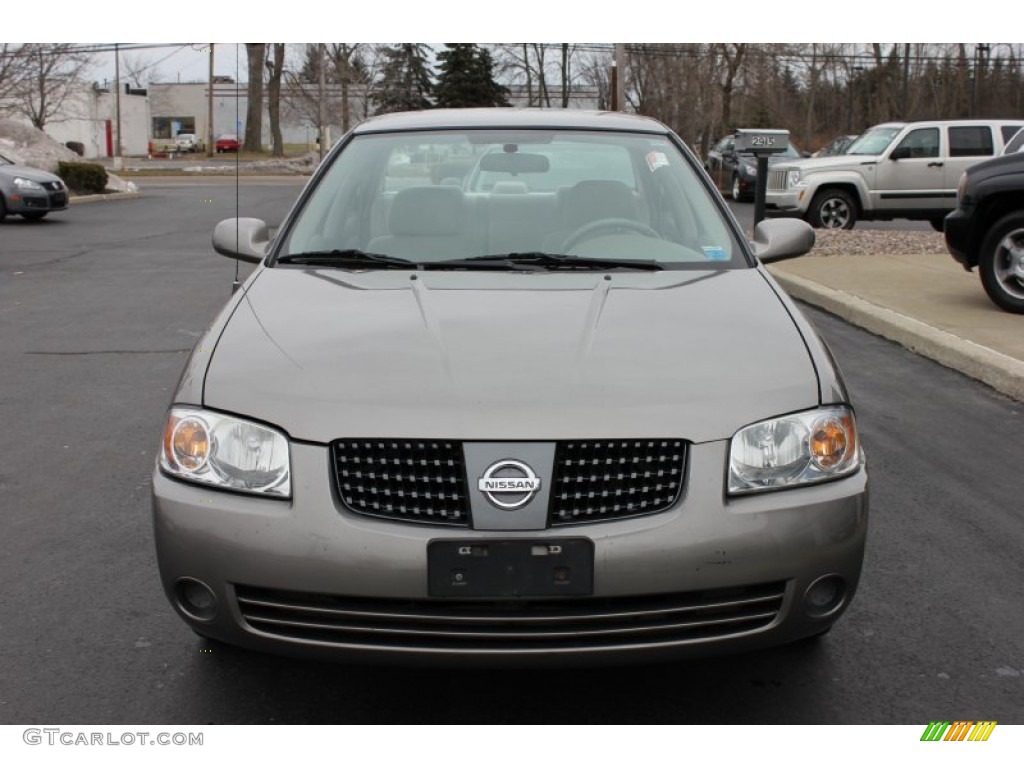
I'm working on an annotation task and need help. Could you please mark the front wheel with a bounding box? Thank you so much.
[21,211,47,220]
[978,212,1024,313]
[808,189,857,230]
[731,174,745,202]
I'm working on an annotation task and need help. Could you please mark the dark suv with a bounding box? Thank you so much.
[945,151,1024,313]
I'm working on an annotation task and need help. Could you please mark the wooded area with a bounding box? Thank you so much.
[2,43,1022,157]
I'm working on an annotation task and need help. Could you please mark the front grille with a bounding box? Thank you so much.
[331,440,470,526]
[768,169,789,192]
[235,581,786,652]
[331,439,687,527]
[49,192,67,206]
[42,181,63,191]
[549,440,685,525]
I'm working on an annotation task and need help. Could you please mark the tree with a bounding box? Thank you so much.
[433,44,509,108]
[0,44,30,105]
[11,43,92,129]
[244,43,265,152]
[372,44,433,114]
[266,43,285,156]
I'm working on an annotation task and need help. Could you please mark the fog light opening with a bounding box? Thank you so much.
[174,578,218,622]
[803,575,846,618]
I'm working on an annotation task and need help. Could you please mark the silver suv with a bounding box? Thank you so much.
[152,109,867,665]
[766,119,1024,229]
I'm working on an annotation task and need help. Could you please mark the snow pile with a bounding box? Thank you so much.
[0,118,79,172]
[0,118,137,193]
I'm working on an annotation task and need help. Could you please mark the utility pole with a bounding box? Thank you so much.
[207,44,215,157]
[614,43,626,112]
[318,43,327,161]
[113,43,123,171]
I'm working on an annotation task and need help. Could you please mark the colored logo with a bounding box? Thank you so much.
[920,721,997,742]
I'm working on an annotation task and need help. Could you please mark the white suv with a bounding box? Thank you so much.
[765,119,1024,230]
[174,133,203,153]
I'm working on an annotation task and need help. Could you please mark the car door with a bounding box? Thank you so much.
[872,127,945,213]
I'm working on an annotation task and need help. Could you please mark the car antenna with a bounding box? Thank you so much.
[231,43,242,294]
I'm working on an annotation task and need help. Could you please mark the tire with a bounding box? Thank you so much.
[929,217,946,233]
[808,189,857,230]
[0,194,6,221]
[21,211,47,221]
[978,212,1024,314]
[731,174,745,202]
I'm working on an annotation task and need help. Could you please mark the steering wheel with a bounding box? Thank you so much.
[561,218,660,252]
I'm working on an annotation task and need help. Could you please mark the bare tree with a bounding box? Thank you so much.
[244,43,265,152]
[121,53,163,89]
[0,44,31,105]
[11,43,92,129]
[266,43,285,156]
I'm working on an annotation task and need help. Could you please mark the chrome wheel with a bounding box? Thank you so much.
[992,229,1024,301]
[979,214,1024,313]
[809,189,857,230]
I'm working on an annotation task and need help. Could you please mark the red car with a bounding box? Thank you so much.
[215,135,240,153]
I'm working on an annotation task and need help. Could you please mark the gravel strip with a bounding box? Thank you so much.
[808,229,948,257]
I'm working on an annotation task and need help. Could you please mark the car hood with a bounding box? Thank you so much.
[202,268,819,443]
[0,163,61,184]
[773,155,880,174]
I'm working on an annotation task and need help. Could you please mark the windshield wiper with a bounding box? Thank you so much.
[428,252,664,271]
[276,249,419,269]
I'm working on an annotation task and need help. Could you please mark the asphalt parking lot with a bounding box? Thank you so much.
[1,178,1022,724]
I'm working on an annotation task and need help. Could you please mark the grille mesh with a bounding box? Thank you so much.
[767,169,789,192]
[550,440,686,525]
[331,440,470,526]
[331,439,687,527]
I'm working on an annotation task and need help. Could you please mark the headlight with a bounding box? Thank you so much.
[787,170,806,189]
[728,406,860,494]
[14,177,43,190]
[160,407,291,497]
[744,164,757,178]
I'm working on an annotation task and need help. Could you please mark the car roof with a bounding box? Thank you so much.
[352,108,669,135]
[868,119,1024,130]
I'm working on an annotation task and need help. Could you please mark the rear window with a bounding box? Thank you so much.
[948,126,994,158]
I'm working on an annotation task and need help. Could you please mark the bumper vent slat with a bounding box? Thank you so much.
[235,582,785,652]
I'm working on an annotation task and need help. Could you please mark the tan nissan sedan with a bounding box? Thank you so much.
[152,109,867,665]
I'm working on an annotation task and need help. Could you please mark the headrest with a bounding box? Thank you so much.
[491,181,529,195]
[389,186,465,236]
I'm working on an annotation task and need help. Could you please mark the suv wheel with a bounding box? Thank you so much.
[978,212,1024,314]
[731,174,744,202]
[808,189,857,230]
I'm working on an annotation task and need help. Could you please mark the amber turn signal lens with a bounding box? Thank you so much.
[810,416,851,470]
[170,417,210,471]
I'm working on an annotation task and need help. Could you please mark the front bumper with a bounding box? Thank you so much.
[764,189,807,217]
[152,441,868,665]
[943,208,974,269]
[5,186,68,214]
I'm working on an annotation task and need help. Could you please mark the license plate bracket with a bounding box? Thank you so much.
[428,538,594,598]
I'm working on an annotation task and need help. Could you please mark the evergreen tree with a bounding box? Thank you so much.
[434,44,510,108]
[373,44,434,114]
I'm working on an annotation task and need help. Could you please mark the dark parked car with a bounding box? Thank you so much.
[705,135,804,202]
[0,152,68,221]
[945,151,1024,313]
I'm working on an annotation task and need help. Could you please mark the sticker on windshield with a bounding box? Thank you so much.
[702,246,729,261]
[645,151,670,172]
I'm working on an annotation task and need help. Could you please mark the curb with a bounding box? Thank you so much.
[69,191,142,205]
[771,270,1024,403]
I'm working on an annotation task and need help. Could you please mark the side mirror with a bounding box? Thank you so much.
[889,146,910,161]
[752,218,815,263]
[212,218,270,263]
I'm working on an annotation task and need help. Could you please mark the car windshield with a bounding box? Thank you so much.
[279,128,744,269]
[738,144,802,159]
[846,127,902,155]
